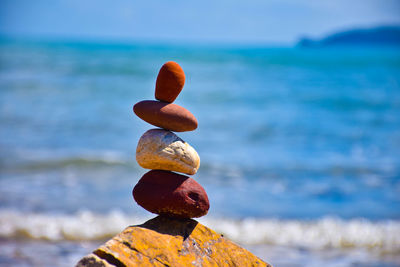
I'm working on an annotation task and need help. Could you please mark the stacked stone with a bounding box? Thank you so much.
[132,61,210,219]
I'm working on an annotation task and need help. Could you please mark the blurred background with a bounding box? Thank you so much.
[1,0,400,266]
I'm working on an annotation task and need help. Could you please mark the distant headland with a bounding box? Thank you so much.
[297,26,400,47]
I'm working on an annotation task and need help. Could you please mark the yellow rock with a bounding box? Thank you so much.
[76,216,271,267]
[136,129,200,175]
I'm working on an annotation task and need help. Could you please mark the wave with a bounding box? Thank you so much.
[16,156,131,170]
[0,210,399,252]
[0,149,134,171]
[202,217,400,251]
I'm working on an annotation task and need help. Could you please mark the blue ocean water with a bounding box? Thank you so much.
[0,39,400,266]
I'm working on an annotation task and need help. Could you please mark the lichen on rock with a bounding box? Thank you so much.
[76,216,271,267]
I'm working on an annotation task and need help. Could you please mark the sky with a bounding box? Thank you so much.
[0,0,399,44]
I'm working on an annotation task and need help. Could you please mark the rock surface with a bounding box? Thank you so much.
[76,216,271,267]
[133,170,209,218]
[133,100,198,132]
[136,129,200,175]
[155,61,185,103]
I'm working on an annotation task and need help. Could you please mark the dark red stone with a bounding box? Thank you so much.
[155,61,185,103]
[133,170,209,218]
[133,100,198,132]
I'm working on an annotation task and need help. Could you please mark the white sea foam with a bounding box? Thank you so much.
[0,210,399,252]
[199,217,400,252]
[0,210,142,241]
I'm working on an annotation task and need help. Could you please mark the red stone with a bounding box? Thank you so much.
[133,170,209,218]
[133,100,198,132]
[155,61,185,103]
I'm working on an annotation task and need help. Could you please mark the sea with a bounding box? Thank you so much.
[0,38,399,267]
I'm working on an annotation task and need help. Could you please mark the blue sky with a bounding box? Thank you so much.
[1,0,399,44]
